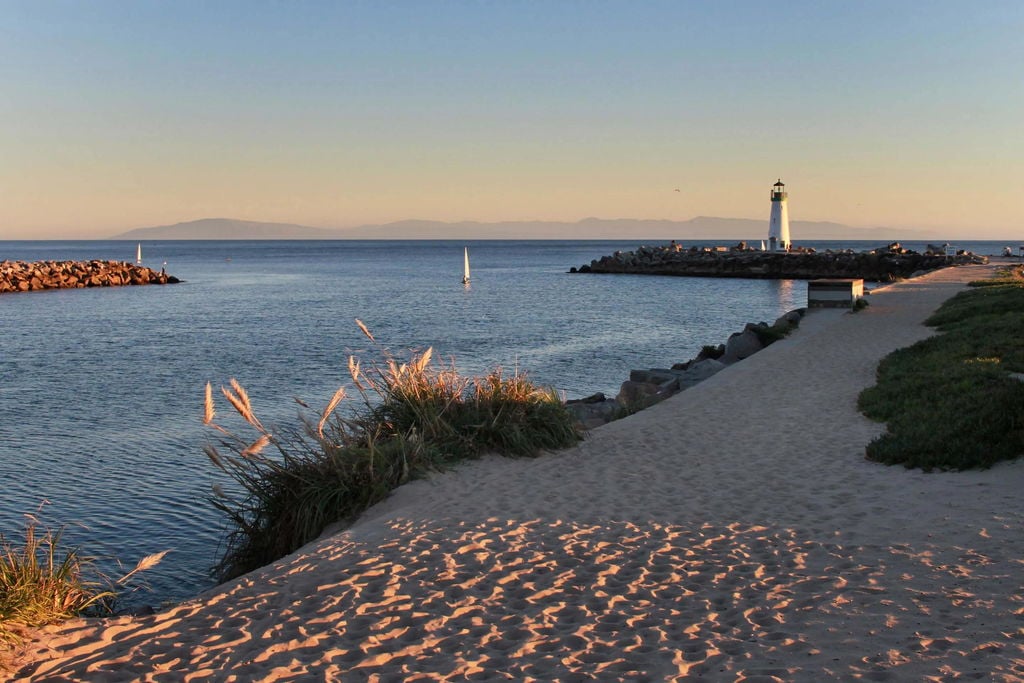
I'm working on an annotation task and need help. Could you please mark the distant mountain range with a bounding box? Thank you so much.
[111,216,927,242]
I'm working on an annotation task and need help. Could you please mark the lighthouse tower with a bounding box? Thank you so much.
[767,179,791,252]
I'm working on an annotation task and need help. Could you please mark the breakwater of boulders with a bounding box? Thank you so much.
[570,242,987,282]
[566,309,805,429]
[0,260,180,295]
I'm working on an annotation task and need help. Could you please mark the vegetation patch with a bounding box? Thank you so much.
[0,512,164,653]
[698,344,724,360]
[750,322,792,346]
[204,322,582,582]
[858,269,1024,470]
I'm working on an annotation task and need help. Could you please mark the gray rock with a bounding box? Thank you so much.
[656,376,680,394]
[722,329,763,363]
[772,314,794,331]
[677,358,726,386]
[566,392,606,405]
[616,380,662,409]
[629,369,654,383]
[782,309,804,324]
[631,369,679,389]
[648,369,680,384]
[565,397,621,428]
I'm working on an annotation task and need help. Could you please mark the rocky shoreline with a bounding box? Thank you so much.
[571,241,987,281]
[0,260,180,294]
[566,308,806,429]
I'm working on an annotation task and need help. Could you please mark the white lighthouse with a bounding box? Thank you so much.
[767,179,791,252]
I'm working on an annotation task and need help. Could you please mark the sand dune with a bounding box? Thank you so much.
[8,263,1024,681]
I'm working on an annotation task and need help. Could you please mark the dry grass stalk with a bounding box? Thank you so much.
[414,347,433,373]
[116,550,168,586]
[203,382,216,424]
[221,379,266,432]
[354,318,375,342]
[204,444,224,469]
[241,434,272,458]
[348,355,365,392]
[319,387,347,438]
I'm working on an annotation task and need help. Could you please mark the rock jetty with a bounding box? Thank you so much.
[0,260,180,295]
[571,242,987,282]
[566,309,806,430]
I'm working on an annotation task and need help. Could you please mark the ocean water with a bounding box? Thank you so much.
[0,238,1008,607]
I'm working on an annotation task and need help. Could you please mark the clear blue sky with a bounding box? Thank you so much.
[2,1,1022,238]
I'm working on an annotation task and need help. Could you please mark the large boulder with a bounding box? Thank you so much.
[675,358,726,387]
[616,380,663,410]
[565,393,621,429]
[722,329,763,363]
[630,369,680,392]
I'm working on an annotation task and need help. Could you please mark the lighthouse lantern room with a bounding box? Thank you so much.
[768,179,791,252]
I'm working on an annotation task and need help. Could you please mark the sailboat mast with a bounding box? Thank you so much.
[462,247,470,284]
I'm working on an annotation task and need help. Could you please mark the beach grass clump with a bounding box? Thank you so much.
[0,514,163,649]
[0,517,111,647]
[363,357,580,461]
[205,322,581,581]
[858,274,1024,470]
[204,416,427,582]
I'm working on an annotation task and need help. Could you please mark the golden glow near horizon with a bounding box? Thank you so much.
[2,2,1023,240]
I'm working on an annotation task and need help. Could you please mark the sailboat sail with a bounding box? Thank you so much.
[462,247,470,284]
[136,243,142,264]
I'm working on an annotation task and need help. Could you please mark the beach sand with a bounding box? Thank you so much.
[7,263,1023,681]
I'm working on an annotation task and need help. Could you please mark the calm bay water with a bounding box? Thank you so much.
[0,238,1007,607]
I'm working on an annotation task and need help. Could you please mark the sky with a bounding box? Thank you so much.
[2,1,1022,239]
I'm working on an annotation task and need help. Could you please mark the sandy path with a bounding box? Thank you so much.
[8,263,1024,682]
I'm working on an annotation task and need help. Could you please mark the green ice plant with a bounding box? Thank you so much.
[859,268,1024,470]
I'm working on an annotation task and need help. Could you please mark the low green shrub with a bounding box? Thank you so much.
[858,274,1024,470]
[205,322,581,581]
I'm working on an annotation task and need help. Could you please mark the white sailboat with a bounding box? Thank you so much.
[462,247,470,284]
[760,239,766,252]
[136,243,142,264]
